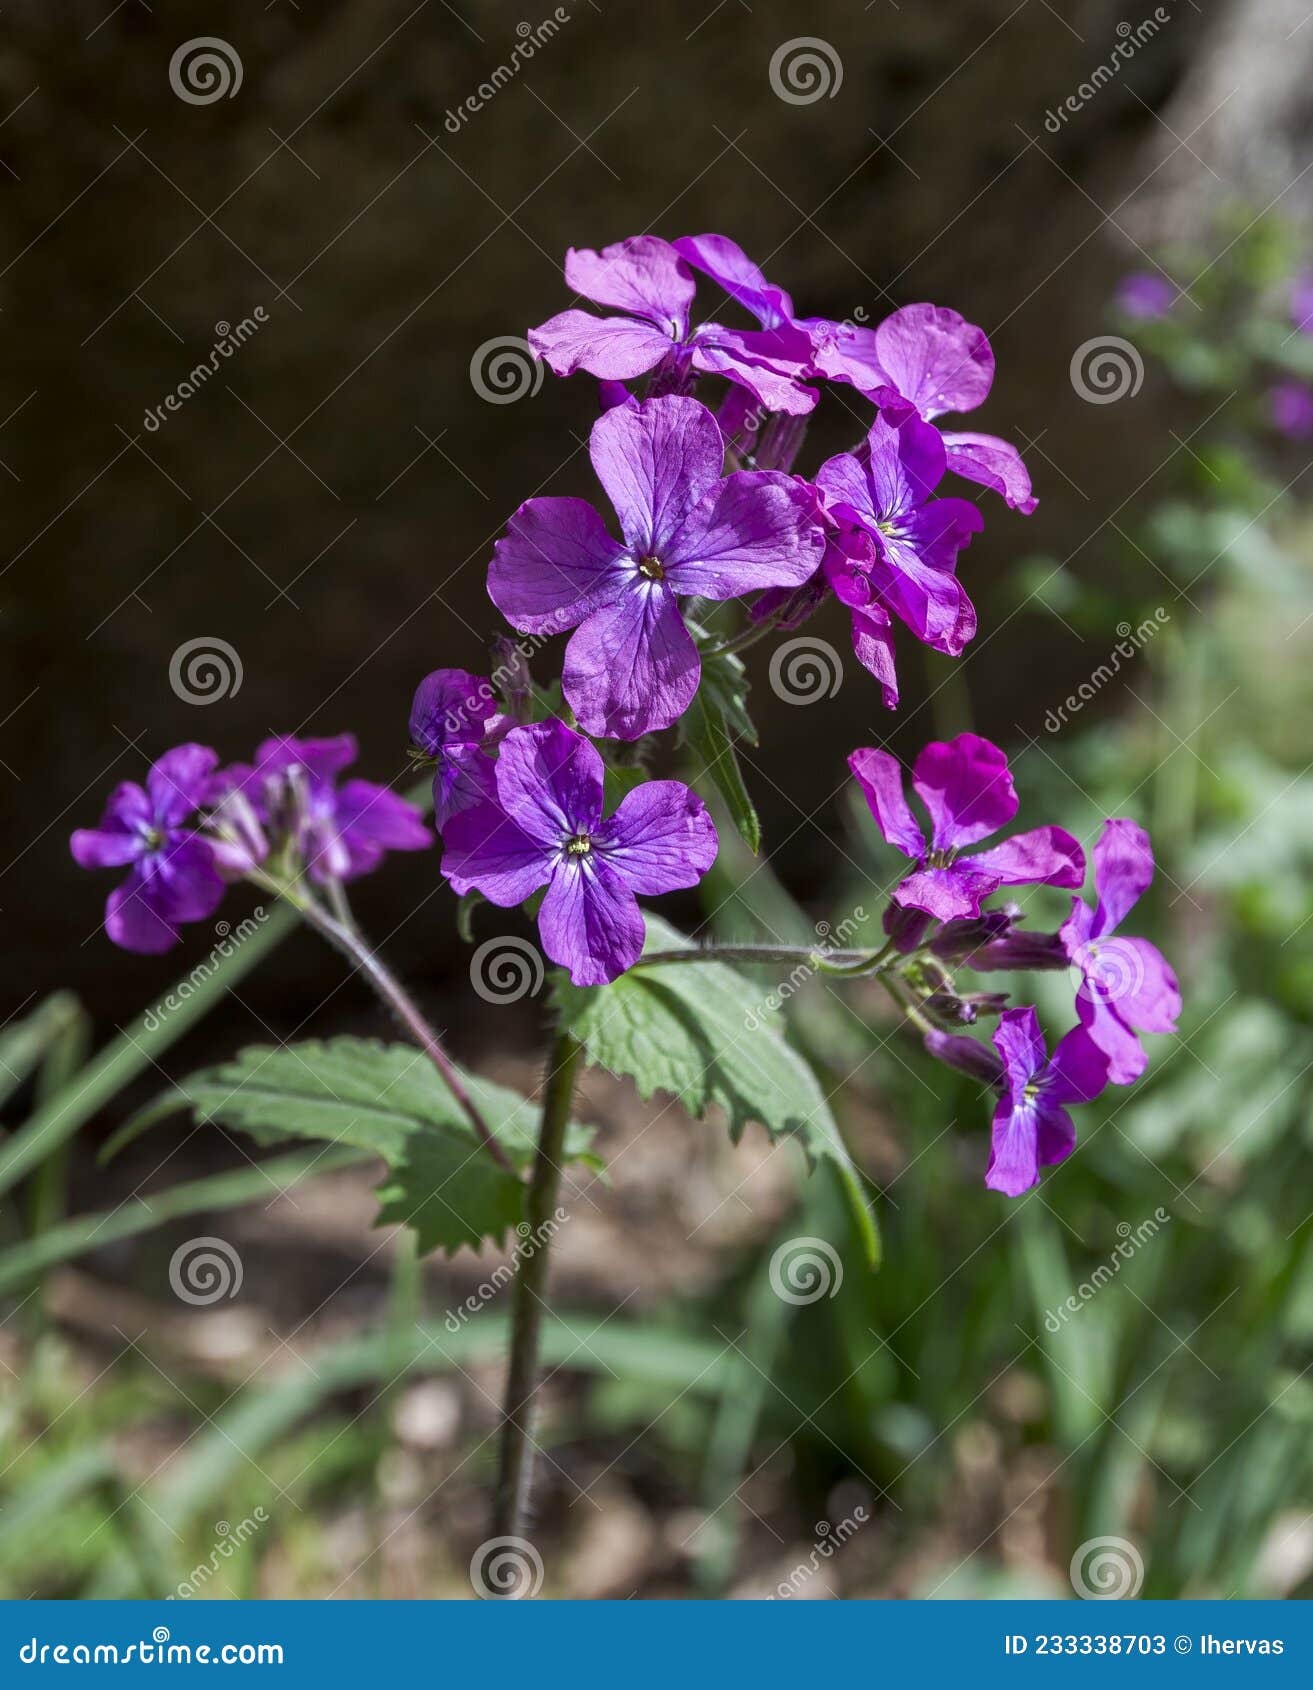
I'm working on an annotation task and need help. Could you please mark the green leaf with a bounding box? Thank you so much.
[455,889,485,944]
[127,1039,599,1257]
[682,647,761,854]
[554,916,878,1265]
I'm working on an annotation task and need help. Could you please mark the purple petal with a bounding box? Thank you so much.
[872,303,994,419]
[597,780,718,894]
[255,734,357,788]
[798,318,889,389]
[147,744,220,828]
[864,412,948,518]
[71,787,150,869]
[105,873,182,954]
[488,496,629,636]
[528,310,675,382]
[1075,984,1148,1086]
[564,237,694,337]
[940,431,1037,514]
[876,502,982,655]
[672,233,794,329]
[409,669,500,753]
[433,748,500,830]
[590,395,722,556]
[332,781,432,881]
[689,325,818,415]
[494,719,604,843]
[893,863,1002,921]
[440,800,553,905]
[849,603,899,708]
[965,825,1085,893]
[143,836,226,924]
[663,469,824,597]
[563,584,700,741]
[1080,935,1181,1040]
[924,1028,1005,1086]
[911,733,1017,851]
[1043,1025,1109,1107]
[539,854,646,986]
[992,1003,1046,1094]
[847,747,924,860]
[1091,817,1155,938]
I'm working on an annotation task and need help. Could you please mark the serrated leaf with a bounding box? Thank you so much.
[554,916,878,1265]
[698,646,757,745]
[684,690,760,855]
[129,1038,599,1257]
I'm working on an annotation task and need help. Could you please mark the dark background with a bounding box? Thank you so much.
[0,0,1278,1024]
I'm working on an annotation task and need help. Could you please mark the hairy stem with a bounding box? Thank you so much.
[491,1028,583,1541]
[281,884,514,1176]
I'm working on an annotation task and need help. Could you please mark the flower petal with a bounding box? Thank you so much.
[847,747,924,860]
[992,1004,1046,1094]
[147,744,220,828]
[940,431,1036,514]
[439,800,553,905]
[409,669,500,753]
[71,790,149,869]
[965,825,1085,893]
[528,309,676,381]
[864,411,946,517]
[493,719,604,843]
[893,864,1001,921]
[332,780,432,881]
[488,496,629,636]
[105,873,182,954]
[255,734,357,788]
[798,317,889,389]
[1075,983,1148,1086]
[1043,1025,1109,1107]
[986,1095,1044,1196]
[672,233,794,329]
[876,503,982,655]
[1083,935,1181,1038]
[563,584,700,740]
[1091,817,1155,938]
[663,469,824,597]
[538,855,646,986]
[589,394,723,556]
[142,836,226,924]
[597,779,718,894]
[911,733,1017,851]
[689,325,818,415]
[872,303,994,419]
[849,602,899,709]
[564,237,693,337]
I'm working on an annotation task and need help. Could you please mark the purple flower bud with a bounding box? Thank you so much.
[923,1029,1005,1086]
[969,929,1070,973]
[930,907,1016,963]
[883,901,932,954]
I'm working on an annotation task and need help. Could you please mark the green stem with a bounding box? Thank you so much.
[491,1028,583,1541]
[635,943,879,971]
[700,612,784,663]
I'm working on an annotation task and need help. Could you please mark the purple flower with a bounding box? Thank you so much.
[819,303,1036,514]
[849,732,1085,922]
[528,235,818,415]
[986,1007,1107,1197]
[409,668,507,825]
[1267,380,1313,441]
[1060,818,1181,1085]
[1116,272,1176,321]
[1291,269,1313,336]
[487,395,825,739]
[216,734,432,884]
[71,744,226,953]
[440,719,718,985]
[817,411,983,663]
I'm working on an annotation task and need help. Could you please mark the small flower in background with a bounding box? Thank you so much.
[1116,271,1177,321]
[1290,269,1313,336]
[849,733,1085,921]
[210,734,432,884]
[70,744,226,953]
[817,411,984,667]
[528,234,818,415]
[1267,379,1313,441]
[409,668,506,825]
[986,1006,1108,1196]
[1060,818,1181,1085]
[488,395,824,739]
[440,719,718,986]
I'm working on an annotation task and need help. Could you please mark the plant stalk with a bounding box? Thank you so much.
[491,1028,583,1541]
[635,943,880,970]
